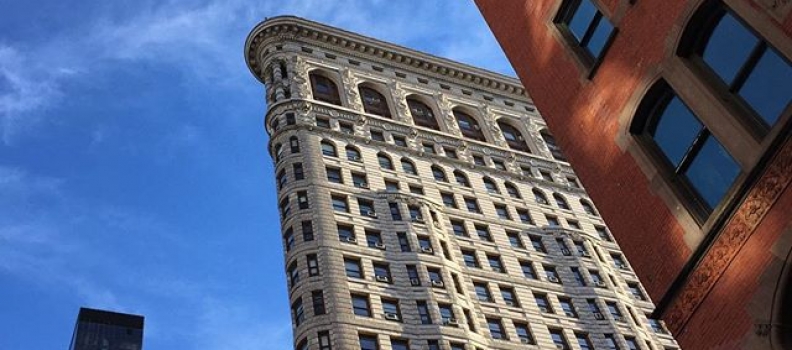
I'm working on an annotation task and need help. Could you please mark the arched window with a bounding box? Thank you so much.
[378,153,394,170]
[678,0,791,129]
[504,182,521,199]
[401,158,418,175]
[432,165,448,182]
[541,130,566,161]
[581,199,598,216]
[407,98,440,130]
[498,121,531,152]
[310,73,342,106]
[290,136,300,153]
[483,177,500,194]
[533,189,549,205]
[359,85,391,118]
[454,170,470,187]
[630,80,739,219]
[454,110,485,141]
[345,145,362,162]
[554,193,570,210]
[320,140,337,157]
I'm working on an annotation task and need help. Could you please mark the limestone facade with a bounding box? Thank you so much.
[245,16,680,350]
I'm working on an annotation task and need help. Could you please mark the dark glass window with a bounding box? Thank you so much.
[505,182,521,198]
[359,334,378,350]
[360,86,391,118]
[535,293,552,313]
[465,198,481,213]
[401,158,418,175]
[462,250,480,268]
[318,331,332,350]
[292,298,304,326]
[441,192,457,208]
[321,140,337,157]
[521,261,537,279]
[450,219,467,236]
[634,82,739,216]
[331,195,348,212]
[474,282,493,302]
[533,189,549,205]
[454,110,485,141]
[514,322,534,344]
[483,177,500,194]
[378,153,394,170]
[541,130,567,161]
[307,254,319,276]
[351,294,371,316]
[454,170,470,187]
[345,258,363,278]
[498,121,531,152]
[486,318,506,340]
[416,301,432,324]
[581,199,597,216]
[352,172,368,189]
[432,166,448,182]
[556,0,616,65]
[326,167,343,184]
[692,7,791,127]
[310,73,342,105]
[408,98,440,130]
[302,221,314,242]
[346,146,362,162]
[549,329,569,349]
[293,163,304,180]
[554,193,570,209]
[313,290,326,315]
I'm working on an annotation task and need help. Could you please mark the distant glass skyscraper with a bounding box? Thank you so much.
[245,16,679,350]
[69,307,144,350]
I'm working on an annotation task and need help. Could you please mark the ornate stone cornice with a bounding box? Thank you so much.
[245,16,529,100]
[663,133,792,333]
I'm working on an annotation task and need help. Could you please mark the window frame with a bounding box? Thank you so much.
[554,0,619,78]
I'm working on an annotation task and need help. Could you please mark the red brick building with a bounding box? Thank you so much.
[476,0,792,348]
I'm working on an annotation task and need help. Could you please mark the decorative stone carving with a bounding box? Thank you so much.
[388,79,411,123]
[436,92,461,136]
[758,0,792,19]
[664,135,792,333]
[291,56,310,99]
[342,68,363,111]
[480,103,507,148]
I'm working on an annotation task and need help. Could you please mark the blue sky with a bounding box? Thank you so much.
[0,1,513,349]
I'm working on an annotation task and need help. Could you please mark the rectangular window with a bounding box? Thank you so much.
[464,309,475,332]
[389,202,402,221]
[427,267,444,287]
[339,122,354,134]
[366,230,384,249]
[475,224,492,241]
[358,334,378,350]
[530,235,546,252]
[382,298,401,321]
[486,318,506,340]
[318,330,332,350]
[487,254,504,273]
[312,290,326,315]
[557,238,571,255]
[344,257,363,278]
[385,180,399,192]
[423,143,435,154]
[571,267,585,286]
[293,163,304,180]
[441,192,457,208]
[517,208,534,224]
[352,172,368,188]
[438,303,455,323]
[407,265,420,286]
[337,224,355,242]
[604,334,620,350]
[559,297,578,317]
[292,298,304,327]
[555,0,616,67]
[576,332,593,350]
[546,215,561,227]
[464,197,481,213]
[370,130,385,141]
[549,328,569,349]
[474,282,493,302]
[351,294,371,317]
[520,261,537,279]
[297,191,309,209]
[418,236,433,253]
[417,300,432,324]
[307,254,319,277]
[500,286,518,307]
[507,231,523,248]
[358,199,375,217]
[301,220,314,242]
[373,262,391,283]
[444,147,457,158]
[450,219,467,236]
[331,195,348,212]
[494,204,511,220]
[544,265,561,282]
[462,250,480,268]
[514,322,534,344]
[316,117,330,128]
[393,135,407,147]
[397,232,411,252]
[326,167,343,183]
[535,293,552,313]
[391,338,410,350]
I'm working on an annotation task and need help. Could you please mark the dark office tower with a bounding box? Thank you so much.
[69,307,144,350]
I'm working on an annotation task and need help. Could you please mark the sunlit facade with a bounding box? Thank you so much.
[245,16,679,350]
